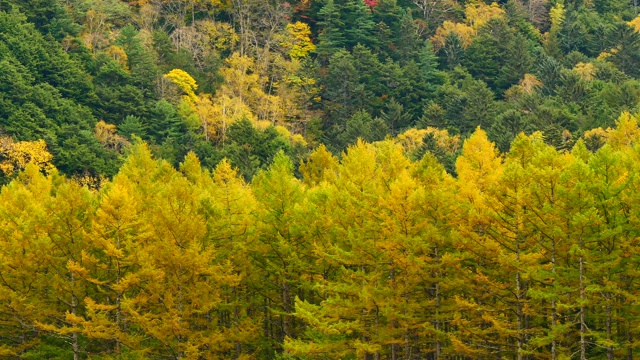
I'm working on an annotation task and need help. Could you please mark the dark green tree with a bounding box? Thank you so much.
[342,0,378,48]
[394,8,421,63]
[338,109,388,148]
[438,32,465,69]
[316,0,346,62]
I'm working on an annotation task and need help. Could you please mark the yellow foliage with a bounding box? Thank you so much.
[291,133,307,146]
[431,21,475,50]
[164,68,198,101]
[628,14,640,32]
[0,345,15,357]
[505,74,543,100]
[6,120,640,358]
[220,52,262,101]
[396,127,461,155]
[520,73,543,94]
[255,120,272,130]
[0,136,54,176]
[456,127,502,196]
[95,120,130,152]
[275,125,292,139]
[194,93,256,142]
[396,128,428,153]
[164,65,268,143]
[283,22,316,59]
[105,45,129,70]
[217,52,306,126]
[431,1,504,50]
[170,21,239,69]
[219,52,276,124]
[582,112,640,149]
[81,9,109,52]
[464,1,505,30]
[606,112,640,148]
[272,126,308,146]
[597,51,612,59]
[198,20,239,53]
[583,127,607,142]
[300,144,339,186]
[549,2,565,32]
[573,62,595,81]
[427,127,461,153]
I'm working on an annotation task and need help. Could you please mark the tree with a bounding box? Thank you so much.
[339,110,388,148]
[395,9,421,62]
[164,68,198,102]
[252,151,310,351]
[0,166,58,356]
[0,137,54,177]
[316,0,346,61]
[282,21,316,59]
[342,0,378,48]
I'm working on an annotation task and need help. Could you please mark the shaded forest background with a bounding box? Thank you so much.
[1,0,640,180]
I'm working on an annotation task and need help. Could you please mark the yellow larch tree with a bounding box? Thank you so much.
[58,142,159,357]
[281,21,316,59]
[448,127,505,357]
[94,120,130,152]
[186,155,262,357]
[573,62,595,81]
[456,127,503,204]
[0,136,54,176]
[629,14,640,32]
[299,144,339,186]
[35,175,96,360]
[120,147,239,358]
[431,1,505,50]
[464,1,506,30]
[0,165,55,356]
[287,140,387,359]
[164,68,198,103]
[431,21,475,50]
[252,151,312,347]
[581,112,640,150]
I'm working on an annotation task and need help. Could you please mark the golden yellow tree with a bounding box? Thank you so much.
[0,136,54,176]
[0,165,55,356]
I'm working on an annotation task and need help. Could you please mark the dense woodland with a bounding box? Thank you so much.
[2,0,640,358]
[3,122,640,359]
[1,0,640,180]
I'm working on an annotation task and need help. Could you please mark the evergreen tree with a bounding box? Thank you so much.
[342,0,378,48]
[316,0,346,62]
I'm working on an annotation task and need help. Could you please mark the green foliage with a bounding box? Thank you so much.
[202,119,294,180]
[119,115,147,140]
[316,0,346,61]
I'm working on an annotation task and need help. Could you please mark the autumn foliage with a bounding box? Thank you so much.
[2,113,640,358]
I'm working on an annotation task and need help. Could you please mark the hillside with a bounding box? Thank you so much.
[1,0,639,181]
[2,0,640,358]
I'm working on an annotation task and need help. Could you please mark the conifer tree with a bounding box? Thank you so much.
[252,151,310,351]
[316,0,346,62]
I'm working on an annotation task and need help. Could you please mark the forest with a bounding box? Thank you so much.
[1,0,640,357]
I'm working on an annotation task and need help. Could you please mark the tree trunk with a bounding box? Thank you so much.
[71,272,79,360]
[515,219,524,360]
[606,301,613,360]
[579,235,587,360]
[435,245,441,360]
[551,238,557,360]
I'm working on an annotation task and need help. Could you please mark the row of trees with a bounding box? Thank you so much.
[2,113,640,359]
